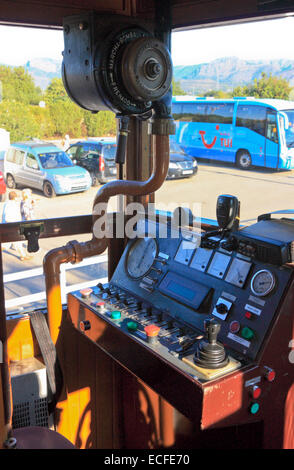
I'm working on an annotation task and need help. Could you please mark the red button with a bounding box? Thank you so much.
[264,367,276,382]
[144,324,160,337]
[245,312,252,319]
[229,320,240,334]
[250,385,262,399]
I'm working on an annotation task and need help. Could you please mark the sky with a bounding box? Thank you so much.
[0,16,294,67]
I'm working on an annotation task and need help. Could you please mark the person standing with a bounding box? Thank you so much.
[21,188,35,221]
[2,191,28,261]
[63,134,70,150]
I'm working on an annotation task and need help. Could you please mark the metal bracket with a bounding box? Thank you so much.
[19,222,44,253]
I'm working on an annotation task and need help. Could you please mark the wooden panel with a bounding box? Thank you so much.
[0,215,92,243]
[0,371,6,448]
[6,316,40,361]
[0,0,131,27]
[136,0,294,28]
[55,313,122,448]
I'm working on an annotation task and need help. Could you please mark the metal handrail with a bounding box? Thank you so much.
[4,253,108,311]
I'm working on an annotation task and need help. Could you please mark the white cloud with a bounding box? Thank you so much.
[172,16,294,66]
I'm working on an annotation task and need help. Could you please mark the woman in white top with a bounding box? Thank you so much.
[2,191,29,260]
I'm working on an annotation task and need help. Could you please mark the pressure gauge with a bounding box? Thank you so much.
[126,237,157,279]
[250,269,276,297]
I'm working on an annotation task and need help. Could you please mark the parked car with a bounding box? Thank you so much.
[4,141,92,197]
[66,139,117,186]
[167,141,198,179]
[0,171,7,202]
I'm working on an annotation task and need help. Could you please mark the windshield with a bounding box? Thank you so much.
[170,141,185,154]
[38,151,74,169]
[283,110,294,147]
[102,144,117,160]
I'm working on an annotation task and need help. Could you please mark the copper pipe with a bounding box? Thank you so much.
[44,133,170,344]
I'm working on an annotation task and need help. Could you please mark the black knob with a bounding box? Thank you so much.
[216,303,228,315]
[97,282,104,291]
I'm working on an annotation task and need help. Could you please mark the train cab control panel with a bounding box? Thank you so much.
[67,215,294,429]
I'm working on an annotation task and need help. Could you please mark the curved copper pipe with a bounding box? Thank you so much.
[44,133,169,344]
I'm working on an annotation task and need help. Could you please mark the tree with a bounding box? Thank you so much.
[44,78,69,104]
[233,73,292,100]
[83,110,116,137]
[48,100,84,137]
[172,78,186,96]
[0,100,39,141]
[0,65,42,105]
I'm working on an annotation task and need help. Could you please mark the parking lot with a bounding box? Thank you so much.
[2,158,294,312]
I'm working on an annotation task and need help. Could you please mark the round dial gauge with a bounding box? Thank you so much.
[126,237,157,279]
[251,269,276,297]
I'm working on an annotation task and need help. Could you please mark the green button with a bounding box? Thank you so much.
[249,402,260,415]
[127,321,138,333]
[111,310,121,320]
[241,326,254,340]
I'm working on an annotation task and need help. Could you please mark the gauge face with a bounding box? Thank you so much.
[126,237,157,279]
[251,269,276,297]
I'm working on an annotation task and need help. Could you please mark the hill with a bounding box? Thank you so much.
[174,56,294,94]
[2,56,294,94]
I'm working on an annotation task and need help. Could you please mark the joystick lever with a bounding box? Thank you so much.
[194,318,229,369]
[206,318,220,344]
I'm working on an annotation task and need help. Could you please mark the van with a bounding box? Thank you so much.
[4,141,92,197]
[66,138,117,185]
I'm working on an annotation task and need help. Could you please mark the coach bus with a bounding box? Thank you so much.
[172,96,294,170]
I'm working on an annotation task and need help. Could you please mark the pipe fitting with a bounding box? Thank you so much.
[44,133,170,344]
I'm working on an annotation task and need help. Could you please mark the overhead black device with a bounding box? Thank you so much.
[62,12,173,116]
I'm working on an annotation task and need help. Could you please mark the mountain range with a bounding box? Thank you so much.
[174,56,294,94]
[24,58,62,90]
[2,56,294,94]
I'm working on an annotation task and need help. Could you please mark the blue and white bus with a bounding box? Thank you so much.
[172,96,294,170]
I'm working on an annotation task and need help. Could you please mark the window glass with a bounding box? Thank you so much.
[38,151,73,169]
[15,150,25,165]
[266,113,278,143]
[236,105,267,136]
[26,153,39,169]
[181,103,207,122]
[206,103,234,124]
[101,144,117,160]
[284,110,294,147]
[6,148,16,163]
[67,145,79,157]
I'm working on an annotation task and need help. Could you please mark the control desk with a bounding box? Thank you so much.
[67,217,294,440]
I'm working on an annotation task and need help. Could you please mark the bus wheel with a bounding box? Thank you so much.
[236,151,252,170]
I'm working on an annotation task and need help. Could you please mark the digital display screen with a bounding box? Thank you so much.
[166,280,195,300]
[159,271,211,309]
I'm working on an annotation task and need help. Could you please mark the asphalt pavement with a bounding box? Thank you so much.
[2,159,294,313]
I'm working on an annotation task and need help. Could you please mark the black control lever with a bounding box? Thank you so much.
[194,318,229,369]
[115,114,130,180]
